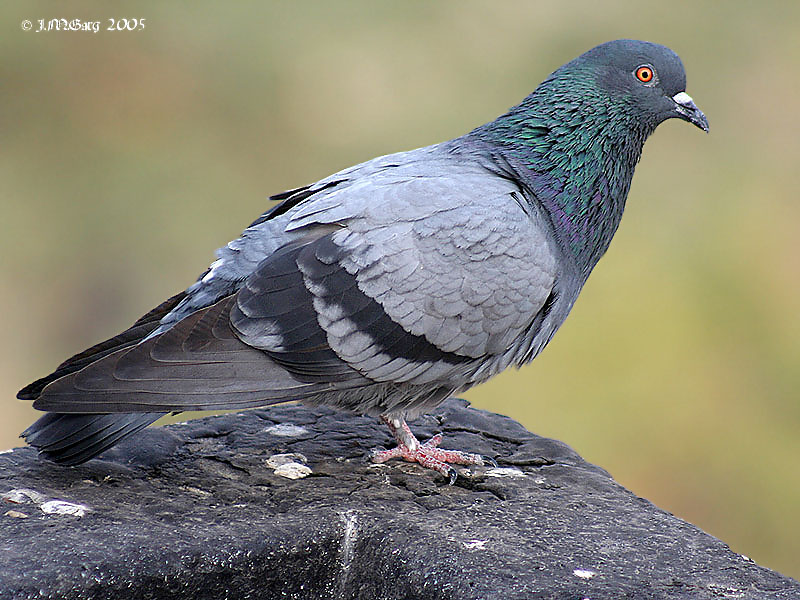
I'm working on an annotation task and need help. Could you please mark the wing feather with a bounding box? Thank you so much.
[33,296,329,413]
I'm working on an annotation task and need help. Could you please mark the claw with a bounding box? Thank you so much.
[447,467,458,486]
[482,455,499,468]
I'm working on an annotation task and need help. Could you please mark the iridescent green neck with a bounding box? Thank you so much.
[473,71,651,277]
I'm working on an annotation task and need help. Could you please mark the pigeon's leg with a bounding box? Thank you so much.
[371,416,492,483]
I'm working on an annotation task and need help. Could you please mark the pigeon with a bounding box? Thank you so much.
[19,39,708,480]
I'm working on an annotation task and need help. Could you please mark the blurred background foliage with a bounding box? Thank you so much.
[2,0,798,580]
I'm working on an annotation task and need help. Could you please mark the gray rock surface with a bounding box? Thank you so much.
[2,399,798,599]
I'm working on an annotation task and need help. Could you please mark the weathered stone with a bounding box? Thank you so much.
[1,399,797,599]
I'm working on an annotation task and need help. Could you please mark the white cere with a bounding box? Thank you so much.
[673,91,694,106]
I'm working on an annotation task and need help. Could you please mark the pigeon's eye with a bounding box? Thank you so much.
[635,65,655,84]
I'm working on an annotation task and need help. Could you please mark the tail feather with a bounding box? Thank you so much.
[21,412,165,465]
[18,292,187,401]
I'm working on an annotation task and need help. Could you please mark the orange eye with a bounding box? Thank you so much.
[635,65,654,83]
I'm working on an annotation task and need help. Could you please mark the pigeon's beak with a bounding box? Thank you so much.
[672,91,709,132]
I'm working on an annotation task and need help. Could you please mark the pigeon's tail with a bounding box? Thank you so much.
[21,412,165,465]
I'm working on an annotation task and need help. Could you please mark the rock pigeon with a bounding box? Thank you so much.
[19,39,708,480]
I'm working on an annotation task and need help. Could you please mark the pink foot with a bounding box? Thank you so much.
[371,416,496,483]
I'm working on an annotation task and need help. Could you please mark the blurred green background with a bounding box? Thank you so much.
[2,0,798,580]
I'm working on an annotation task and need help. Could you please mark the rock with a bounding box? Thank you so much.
[1,399,797,599]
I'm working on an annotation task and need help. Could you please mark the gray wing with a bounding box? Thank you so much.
[32,295,339,412]
[32,149,559,413]
[279,171,559,385]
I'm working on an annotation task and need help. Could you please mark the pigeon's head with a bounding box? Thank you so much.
[565,39,709,133]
